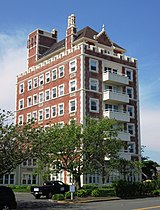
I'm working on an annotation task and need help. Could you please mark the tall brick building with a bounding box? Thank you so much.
[14,14,141,185]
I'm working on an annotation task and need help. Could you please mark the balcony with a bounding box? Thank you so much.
[103,109,130,122]
[103,90,129,104]
[103,71,129,85]
[117,131,130,142]
[119,151,131,160]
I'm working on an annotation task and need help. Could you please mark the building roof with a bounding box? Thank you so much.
[40,26,125,58]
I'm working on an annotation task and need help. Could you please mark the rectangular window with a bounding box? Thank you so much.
[33,94,38,105]
[33,77,38,88]
[18,115,23,124]
[19,83,24,94]
[69,80,76,92]
[52,69,57,81]
[128,143,135,153]
[59,84,64,96]
[38,110,43,121]
[127,124,135,136]
[59,66,64,78]
[27,96,32,107]
[4,174,9,184]
[126,87,134,99]
[127,105,134,118]
[32,111,37,121]
[19,99,24,109]
[45,89,50,101]
[27,113,31,122]
[69,99,76,113]
[58,103,64,116]
[51,105,57,118]
[126,69,133,81]
[90,59,98,72]
[28,80,32,90]
[69,60,76,73]
[90,78,98,91]
[90,98,99,113]
[45,107,50,119]
[39,74,44,86]
[10,174,15,185]
[52,87,57,98]
[39,92,44,103]
[45,71,50,83]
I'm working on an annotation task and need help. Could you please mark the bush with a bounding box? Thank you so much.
[65,191,77,199]
[8,185,30,192]
[91,188,116,197]
[76,189,88,197]
[91,189,100,197]
[53,194,65,201]
[82,184,98,196]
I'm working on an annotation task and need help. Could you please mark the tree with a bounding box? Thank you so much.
[0,109,40,176]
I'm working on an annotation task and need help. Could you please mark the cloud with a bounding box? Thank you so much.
[0,32,27,111]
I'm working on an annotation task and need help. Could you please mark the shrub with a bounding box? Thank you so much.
[82,184,98,196]
[152,190,160,196]
[91,188,116,197]
[8,185,30,192]
[65,191,77,199]
[76,189,88,197]
[91,189,100,197]
[53,194,65,201]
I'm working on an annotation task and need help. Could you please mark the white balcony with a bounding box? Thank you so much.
[103,90,129,104]
[119,151,131,160]
[117,131,130,142]
[103,109,130,122]
[103,71,129,85]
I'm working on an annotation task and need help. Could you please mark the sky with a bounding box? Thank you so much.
[0,0,160,164]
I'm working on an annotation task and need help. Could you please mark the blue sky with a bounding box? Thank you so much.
[0,0,160,164]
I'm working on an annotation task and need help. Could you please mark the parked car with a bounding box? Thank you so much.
[0,186,17,210]
[31,180,69,199]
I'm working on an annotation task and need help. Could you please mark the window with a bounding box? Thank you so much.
[127,105,134,118]
[90,98,99,113]
[19,83,24,94]
[27,96,32,107]
[104,67,111,73]
[59,84,64,96]
[39,74,44,86]
[52,87,57,98]
[19,99,24,109]
[33,77,38,88]
[90,78,98,91]
[58,103,64,116]
[39,92,44,103]
[51,105,57,118]
[32,111,37,121]
[126,87,134,99]
[69,60,76,73]
[4,174,9,184]
[58,121,64,128]
[128,143,135,153]
[45,71,50,83]
[45,107,50,119]
[38,110,43,121]
[59,66,64,78]
[28,80,32,90]
[126,69,133,81]
[127,124,135,136]
[45,89,50,101]
[33,94,38,105]
[69,99,76,113]
[90,59,98,72]
[27,113,31,122]
[52,69,57,80]
[10,174,15,185]
[22,174,37,185]
[69,80,76,92]
[18,115,23,124]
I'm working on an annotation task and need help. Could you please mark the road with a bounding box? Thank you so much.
[15,193,160,210]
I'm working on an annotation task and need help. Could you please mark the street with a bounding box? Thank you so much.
[15,193,160,210]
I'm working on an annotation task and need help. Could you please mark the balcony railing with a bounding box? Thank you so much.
[103,90,129,104]
[103,109,130,122]
[117,131,130,142]
[103,71,129,85]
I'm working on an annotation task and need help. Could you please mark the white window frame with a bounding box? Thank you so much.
[126,68,133,81]
[45,107,50,119]
[58,103,64,116]
[52,87,57,99]
[19,99,24,110]
[19,83,24,94]
[69,99,77,113]
[33,94,38,105]
[39,74,44,86]
[45,71,50,83]
[27,96,32,107]
[69,79,76,93]
[69,59,77,73]
[89,78,99,92]
[39,92,44,103]
[90,98,99,113]
[52,69,57,81]
[33,77,38,88]
[127,123,135,136]
[58,84,64,96]
[32,111,37,121]
[45,89,50,101]
[89,59,98,73]
[27,113,31,123]
[59,65,64,78]
[38,109,43,121]
[28,80,32,91]
[128,142,135,154]
[126,87,134,99]
[18,115,23,124]
[51,105,57,118]
[127,105,135,119]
